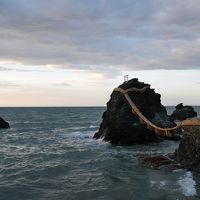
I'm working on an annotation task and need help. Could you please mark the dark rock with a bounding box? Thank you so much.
[139,127,200,172]
[0,117,10,129]
[170,103,197,121]
[94,78,177,145]
[139,154,181,170]
[175,126,200,172]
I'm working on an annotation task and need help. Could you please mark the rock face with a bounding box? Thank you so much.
[175,127,200,171]
[0,117,10,129]
[94,78,176,145]
[170,103,197,121]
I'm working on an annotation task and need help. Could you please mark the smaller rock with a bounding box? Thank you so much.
[0,117,10,128]
[140,127,200,173]
[175,126,200,171]
[139,154,181,170]
[170,103,197,121]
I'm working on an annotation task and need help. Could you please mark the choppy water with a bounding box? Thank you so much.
[0,107,200,200]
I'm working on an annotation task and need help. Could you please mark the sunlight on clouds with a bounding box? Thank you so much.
[92,73,105,80]
[0,60,22,65]
[0,67,200,106]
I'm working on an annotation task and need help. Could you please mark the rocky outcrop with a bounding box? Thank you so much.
[0,117,10,128]
[140,127,200,172]
[175,127,200,172]
[170,103,197,121]
[94,78,177,145]
[139,154,180,170]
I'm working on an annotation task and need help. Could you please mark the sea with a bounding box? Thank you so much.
[0,107,200,200]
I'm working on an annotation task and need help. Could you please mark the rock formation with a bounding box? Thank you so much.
[175,126,200,172]
[139,126,200,172]
[0,117,10,128]
[94,78,177,145]
[170,103,197,121]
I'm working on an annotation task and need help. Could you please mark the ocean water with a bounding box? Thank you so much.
[0,107,200,200]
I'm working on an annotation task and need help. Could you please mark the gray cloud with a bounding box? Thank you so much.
[0,66,11,71]
[0,66,49,72]
[0,82,19,87]
[0,66,30,72]
[0,0,200,77]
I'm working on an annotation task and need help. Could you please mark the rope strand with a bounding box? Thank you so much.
[114,87,200,137]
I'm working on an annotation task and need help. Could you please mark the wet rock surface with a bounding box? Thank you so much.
[94,78,176,145]
[170,103,197,121]
[140,127,200,172]
[0,117,10,129]
[175,127,200,172]
[139,154,181,170]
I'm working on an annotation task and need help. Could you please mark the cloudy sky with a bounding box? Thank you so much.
[0,0,200,106]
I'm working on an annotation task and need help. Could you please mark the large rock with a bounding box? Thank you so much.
[0,117,10,128]
[170,103,197,121]
[94,78,176,145]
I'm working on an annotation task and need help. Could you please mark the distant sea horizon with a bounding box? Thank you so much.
[0,105,200,107]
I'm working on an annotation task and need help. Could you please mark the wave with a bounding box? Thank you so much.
[178,171,197,197]
[150,171,197,198]
[89,125,99,128]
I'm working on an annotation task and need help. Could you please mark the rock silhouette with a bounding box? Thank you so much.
[94,78,176,145]
[0,117,10,129]
[170,103,197,121]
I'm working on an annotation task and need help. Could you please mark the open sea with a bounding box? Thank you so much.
[0,107,200,200]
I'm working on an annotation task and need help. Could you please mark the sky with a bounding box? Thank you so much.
[0,0,200,106]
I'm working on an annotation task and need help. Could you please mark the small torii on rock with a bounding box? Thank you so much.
[124,75,129,82]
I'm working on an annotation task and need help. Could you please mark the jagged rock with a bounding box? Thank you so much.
[175,127,200,172]
[139,127,200,172]
[170,103,197,121]
[94,78,176,145]
[0,117,10,129]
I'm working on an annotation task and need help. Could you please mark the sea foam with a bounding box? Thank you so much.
[178,171,197,197]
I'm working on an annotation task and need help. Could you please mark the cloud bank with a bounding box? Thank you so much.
[0,0,200,77]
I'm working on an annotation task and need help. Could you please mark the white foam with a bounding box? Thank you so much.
[89,125,99,128]
[68,126,87,130]
[178,171,197,197]
[150,180,167,189]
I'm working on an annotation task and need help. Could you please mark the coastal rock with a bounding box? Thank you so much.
[139,127,200,172]
[170,103,197,121]
[94,78,176,145]
[0,117,10,129]
[175,126,200,171]
[139,154,181,170]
